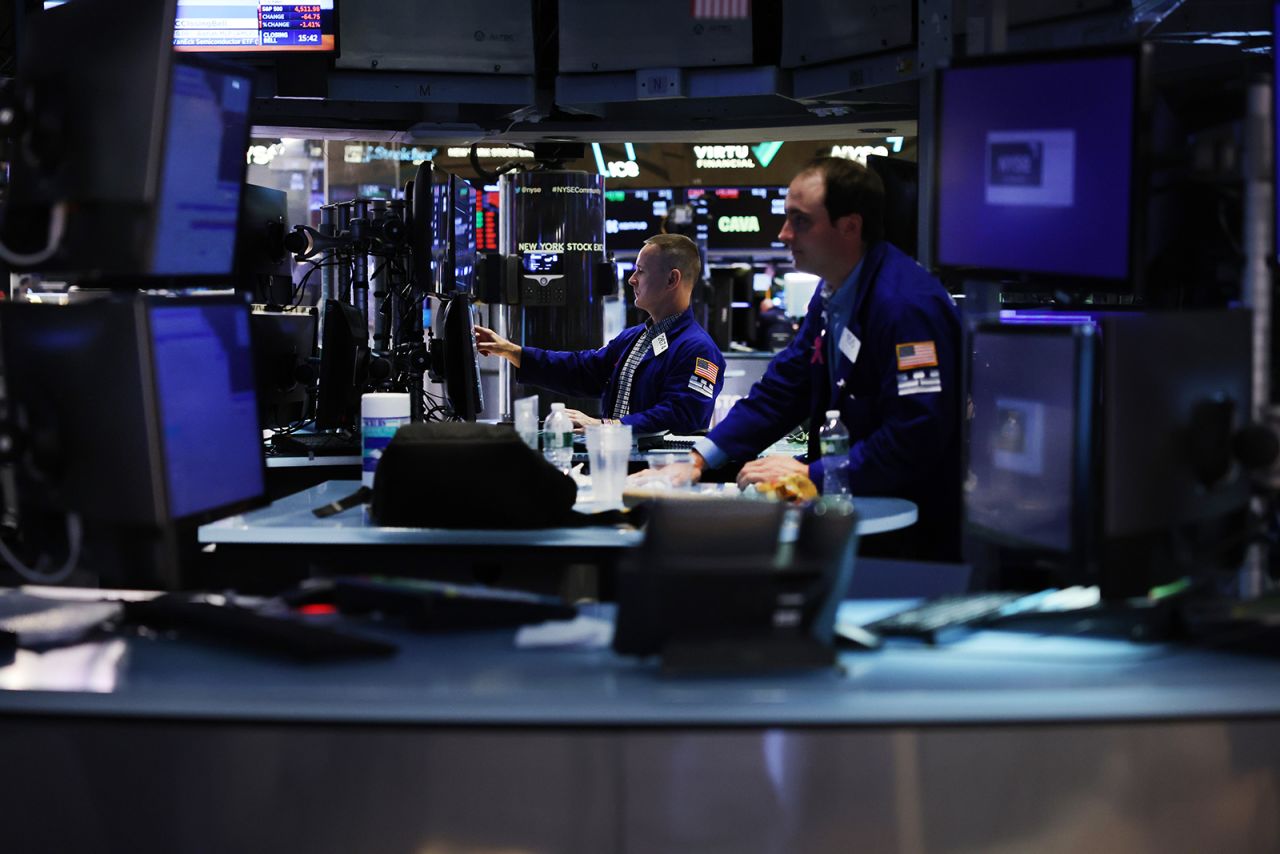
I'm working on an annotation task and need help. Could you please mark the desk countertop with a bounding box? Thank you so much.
[1,601,1279,727]
[198,480,918,546]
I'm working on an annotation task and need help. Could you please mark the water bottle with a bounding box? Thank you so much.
[819,409,852,504]
[543,402,574,474]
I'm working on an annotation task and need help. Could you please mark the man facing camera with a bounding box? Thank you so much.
[475,233,726,435]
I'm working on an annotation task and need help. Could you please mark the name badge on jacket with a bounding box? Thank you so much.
[838,327,861,365]
[652,333,669,356]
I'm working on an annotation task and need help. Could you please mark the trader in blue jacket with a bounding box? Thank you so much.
[475,233,725,435]
[690,157,962,560]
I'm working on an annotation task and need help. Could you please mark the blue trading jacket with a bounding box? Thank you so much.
[518,307,726,435]
[705,241,963,557]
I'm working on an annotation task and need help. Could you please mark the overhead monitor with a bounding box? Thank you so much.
[935,47,1144,286]
[174,1,337,52]
[604,188,676,253]
[688,186,788,253]
[6,2,254,279]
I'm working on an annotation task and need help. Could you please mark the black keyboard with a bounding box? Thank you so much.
[271,432,361,457]
[862,592,1027,641]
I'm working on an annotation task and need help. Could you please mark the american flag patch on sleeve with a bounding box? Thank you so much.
[694,357,719,383]
[896,341,938,371]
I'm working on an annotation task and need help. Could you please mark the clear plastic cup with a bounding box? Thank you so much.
[644,449,695,490]
[585,423,633,506]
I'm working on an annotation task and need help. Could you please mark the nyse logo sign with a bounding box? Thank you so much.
[830,144,889,164]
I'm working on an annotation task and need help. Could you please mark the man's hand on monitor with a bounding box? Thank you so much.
[737,454,809,491]
[474,325,521,367]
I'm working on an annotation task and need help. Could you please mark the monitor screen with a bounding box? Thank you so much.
[477,185,500,252]
[150,58,252,276]
[936,51,1139,282]
[605,188,676,253]
[149,301,265,519]
[966,324,1091,553]
[688,186,787,253]
[452,176,477,294]
[174,1,337,52]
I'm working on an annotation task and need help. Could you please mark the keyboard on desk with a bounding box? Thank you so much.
[862,592,1027,641]
[271,432,361,457]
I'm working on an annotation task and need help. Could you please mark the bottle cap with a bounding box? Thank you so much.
[550,402,566,411]
[825,409,840,419]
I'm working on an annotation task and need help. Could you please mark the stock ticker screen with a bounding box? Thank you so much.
[688,186,788,253]
[174,1,336,51]
[477,186,501,253]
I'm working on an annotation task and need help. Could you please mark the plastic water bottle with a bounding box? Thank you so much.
[819,409,852,504]
[543,403,574,474]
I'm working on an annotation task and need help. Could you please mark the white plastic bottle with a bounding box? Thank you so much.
[543,403,575,474]
[819,409,852,504]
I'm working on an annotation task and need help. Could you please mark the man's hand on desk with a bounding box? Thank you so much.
[474,325,521,367]
[737,455,809,491]
[627,451,707,488]
[562,408,602,430]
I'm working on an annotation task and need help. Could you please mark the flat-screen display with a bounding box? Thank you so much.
[477,184,500,252]
[150,58,252,275]
[174,1,337,52]
[936,50,1139,282]
[688,186,787,253]
[452,176,477,293]
[149,301,265,519]
[605,188,676,253]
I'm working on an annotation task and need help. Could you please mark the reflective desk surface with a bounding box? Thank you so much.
[197,480,919,547]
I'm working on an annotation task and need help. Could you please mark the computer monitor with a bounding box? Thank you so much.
[935,47,1144,287]
[0,293,267,528]
[688,187,788,254]
[173,0,338,52]
[452,176,478,295]
[250,309,317,430]
[314,299,370,431]
[234,184,293,307]
[966,310,1252,598]
[477,185,501,252]
[432,294,484,421]
[410,162,453,296]
[5,2,254,279]
[605,188,677,253]
[864,154,918,258]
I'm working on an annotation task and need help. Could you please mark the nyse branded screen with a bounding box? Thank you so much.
[174,1,337,51]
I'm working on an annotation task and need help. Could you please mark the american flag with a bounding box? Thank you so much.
[896,341,938,371]
[694,357,720,383]
[692,0,750,19]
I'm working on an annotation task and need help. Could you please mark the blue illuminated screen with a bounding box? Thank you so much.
[151,60,251,276]
[149,302,264,519]
[936,54,1136,280]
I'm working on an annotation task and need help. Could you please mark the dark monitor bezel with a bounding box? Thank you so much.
[172,0,341,58]
[440,293,483,421]
[314,298,370,432]
[963,321,1099,575]
[932,44,1151,294]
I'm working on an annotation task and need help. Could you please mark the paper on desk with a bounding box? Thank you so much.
[515,616,613,650]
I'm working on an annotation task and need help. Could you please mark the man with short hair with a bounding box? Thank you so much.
[476,233,725,434]
[689,157,963,560]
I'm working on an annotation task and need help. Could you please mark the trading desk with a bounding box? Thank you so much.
[196,480,919,596]
[0,600,1277,852]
